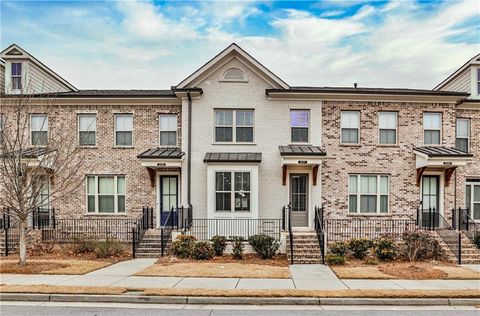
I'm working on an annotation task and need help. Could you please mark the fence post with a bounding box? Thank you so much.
[458,232,462,265]
[52,208,56,229]
[161,228,164,257]
[4,227,8,257]
[132,228,136,259]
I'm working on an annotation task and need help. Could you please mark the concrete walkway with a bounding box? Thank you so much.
[1,262,479,291]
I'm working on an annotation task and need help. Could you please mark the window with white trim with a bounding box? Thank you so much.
[159,114,177,146]
[378,112,397,144]
[215,171,250,212]
[466,179,480,220]
[215,109,253,143]
[31,114,48,146]
[341,111,360,144]
[456,118,470,153]
[423,113,441,145]
[11,62,22,90]
[290,110,309,143]
[223,68,245,81]
[87,175,125,213]
[114,114,133,146]
[349,175,389,214]
[78,114,96,146]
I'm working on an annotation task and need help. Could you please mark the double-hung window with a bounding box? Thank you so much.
[114,114,133,146]
[341,111,360,144]
[78,114,96,146]
[214,110,253,143]
[11,62,22,90]
[466,179,480,220]
[31,114,48,146]
[215,171,251,212]
[423,113,441,145]
[87,175,125,213]
[456,118,470,152]
[349,174,389,214]
[159,114,177,146]
[378,112,397,144]
[290,110,309,143]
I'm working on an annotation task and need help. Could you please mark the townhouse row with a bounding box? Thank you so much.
[0,43,479,231]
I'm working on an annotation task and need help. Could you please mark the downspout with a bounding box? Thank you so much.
[187,91,192,205]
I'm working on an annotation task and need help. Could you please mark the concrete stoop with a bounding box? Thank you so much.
[430,231,480,264]
[286,231,322,264]
[134,229,171,259]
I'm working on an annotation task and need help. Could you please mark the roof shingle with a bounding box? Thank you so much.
[278,145,326,157]
[137,147,185,159]
[414,146,473,157]
[203,152,262,163]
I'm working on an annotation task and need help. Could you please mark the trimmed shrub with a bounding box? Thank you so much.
[211,235,227,256]
[329,241,348,257]
[473,232,480,249]
[170,234,196,258]
[348,238,373,259]
[374,234,397,261]
[94,238,125,259]
[232,237,244,260]
[248,234,280,259]
[192,241,215,260]
[326,253,346,265]
[72,237,96,254]
[401,230,437,262]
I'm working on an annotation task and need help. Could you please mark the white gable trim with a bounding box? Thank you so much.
[434,53,480,91]
[0,44,77,91]
[176,43,289,89]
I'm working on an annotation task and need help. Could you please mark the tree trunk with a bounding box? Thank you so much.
[18,219,27,266]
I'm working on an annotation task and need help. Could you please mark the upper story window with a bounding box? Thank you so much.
[159,114,177,146]
[423,112,441,145]
[87,175,125,214]
[31,114,48,146]
[223,68,245,81]
[215,171,250,212]
[378,112,397,145]
[78,114,96,146]
[466,179,480,220]
[456,118,470,153]
[341,111,360,144]
[290,110,309,143]
[215,109,253,143]
[11,62,22,90]
[349,174,389,214]
[114,114,133,147]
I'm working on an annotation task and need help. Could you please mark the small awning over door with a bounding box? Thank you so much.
[137,147,185,187]
[413,146,472,187]
[278,145,326,186]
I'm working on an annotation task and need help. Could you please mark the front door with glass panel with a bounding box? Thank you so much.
[466,180,480,220]
[160,176,178,226]
[422,175,440,227]
[290,174,308,227]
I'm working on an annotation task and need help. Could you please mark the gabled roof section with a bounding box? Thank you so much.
[434,53,480,91]
[176,43,289,89]
[0,44,77,91]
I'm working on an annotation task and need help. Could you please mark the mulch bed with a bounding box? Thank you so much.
[156,254,289,267]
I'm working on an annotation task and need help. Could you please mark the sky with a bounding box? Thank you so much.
[1,0,479,90]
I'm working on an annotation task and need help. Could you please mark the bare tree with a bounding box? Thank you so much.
[0,93,85,265]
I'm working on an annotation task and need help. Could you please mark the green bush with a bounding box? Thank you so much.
[232,237,244,260]
[192,241,215,260]
[72,237,97,254]
[211,235,227,256]
[401,230,437,262]
[248,234,280,259]
[326,253,346,265]
[170,235,196,258]
[348,238,373,259]
[364,257,379,265]
[330,241,348,257]
[473,232,480,249]
[374,234,397,261]
[93,238,125,259]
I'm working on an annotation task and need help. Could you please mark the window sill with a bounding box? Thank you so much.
[212,142,257,146]
[112,146,135,149]
[85,213,128,216]
[340,143,361,147]
[377,144,399,148]
[78,146,98,149]
[289,143,311,146]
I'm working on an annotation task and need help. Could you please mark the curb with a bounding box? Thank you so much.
[1,294,480,306]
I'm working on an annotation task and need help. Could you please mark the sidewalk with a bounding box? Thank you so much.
[1,260,479,291]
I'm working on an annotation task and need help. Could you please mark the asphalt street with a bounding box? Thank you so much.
[1,303,478,316]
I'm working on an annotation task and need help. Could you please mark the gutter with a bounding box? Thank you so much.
[187,91,192,205]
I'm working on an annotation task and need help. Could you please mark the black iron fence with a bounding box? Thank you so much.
[314,206,325,264]
[325,218,417,242]
[188,217,283,241]
[417,207,440,230]
[1,210,19,256]
[452,207,479,244]
[283,204,294,264]
[32,208,56,230]
[132,207,155,258]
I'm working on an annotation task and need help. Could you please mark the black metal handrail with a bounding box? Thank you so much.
[160,206,175,257]
[314,206,325,264]
[0,208,20,256]
[132,207,154,258]
[286,204,294,265]
[32,208,56,230]
[453,207,479,245]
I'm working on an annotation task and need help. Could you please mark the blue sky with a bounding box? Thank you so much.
[1,0,479,89]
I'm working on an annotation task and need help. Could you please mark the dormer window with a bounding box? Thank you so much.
[11,63,22,90]
[223,68,245,81]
